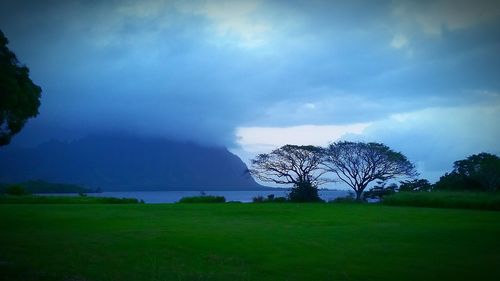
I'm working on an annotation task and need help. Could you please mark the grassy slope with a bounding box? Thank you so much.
[0,204,499,281]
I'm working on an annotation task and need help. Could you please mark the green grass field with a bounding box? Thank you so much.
[1,203,499,281]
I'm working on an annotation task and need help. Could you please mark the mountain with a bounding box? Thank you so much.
[0,135,265,191]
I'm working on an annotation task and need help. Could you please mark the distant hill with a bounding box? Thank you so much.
[0,180,94,194]
[0,135,265,191]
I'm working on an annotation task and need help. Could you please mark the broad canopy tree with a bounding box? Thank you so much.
[322,141,417,200]
[250,144,326,201]
[453,153,500,192]
[250,142,418,202]
[434,153,500,192]
[0,30,41,146]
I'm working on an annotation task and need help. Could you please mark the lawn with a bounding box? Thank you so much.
[0,203,499,281]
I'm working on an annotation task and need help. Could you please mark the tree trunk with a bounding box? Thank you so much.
[355,189,363,201]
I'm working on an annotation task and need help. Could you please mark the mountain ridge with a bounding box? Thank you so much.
[0,135,266,191]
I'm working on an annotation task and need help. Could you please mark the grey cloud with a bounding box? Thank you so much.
[342,104,500,182]
[0,0,499,154]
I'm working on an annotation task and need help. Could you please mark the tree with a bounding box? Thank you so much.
[434,153,500,192]
[250,145,326,202]
[323,141,417,200]
[399,179,433,192]
[0,30,42,146]
[433,172,467,191]
[364,181,398,200]
[288,181,322,202]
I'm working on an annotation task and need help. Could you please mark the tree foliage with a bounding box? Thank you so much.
[0,30,41,146]
[288,181,322,202]
[364,181,398,200]
[323,141,417,200]
[250,145,326,202]
[434,153,500,192]
[250,145,326,186]
[399,179,433,192]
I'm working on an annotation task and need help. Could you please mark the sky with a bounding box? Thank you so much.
[1,0,499,183]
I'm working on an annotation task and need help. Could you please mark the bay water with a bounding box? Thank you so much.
[41,189,349,203]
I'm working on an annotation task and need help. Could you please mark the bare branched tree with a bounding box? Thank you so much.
[323,141,417,200]
[250,145,327,187]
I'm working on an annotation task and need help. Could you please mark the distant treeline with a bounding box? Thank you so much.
[364,152,500,200]
[0,195,141,204]
[0,180,97,194]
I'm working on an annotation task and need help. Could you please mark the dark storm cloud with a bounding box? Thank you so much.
[1,0,499,161]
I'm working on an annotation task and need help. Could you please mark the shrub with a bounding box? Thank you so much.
[382,191,500,210]
[288,182,322,202]
[272,197,288,203]
[252,195,265,203]
[178,195,226,203]
[4,185,29,196]
[100,197,141,204]
[364,183,397,200]
[252,194,288,203]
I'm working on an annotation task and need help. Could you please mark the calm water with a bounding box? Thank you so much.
[42,190,349,203]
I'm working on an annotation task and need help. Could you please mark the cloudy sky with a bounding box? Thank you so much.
[1,0,499,182]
